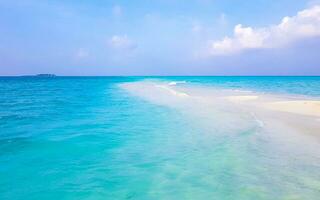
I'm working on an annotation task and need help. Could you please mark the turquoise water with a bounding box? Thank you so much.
[157,76,320,97]
[0,76,320,200]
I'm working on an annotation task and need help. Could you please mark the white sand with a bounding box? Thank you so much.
[264,101,320,117]
[223,93,320,117]
[225,95,259,102]
[122,81,320,138]
[122,81,320,117]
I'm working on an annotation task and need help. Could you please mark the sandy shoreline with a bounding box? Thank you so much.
[122,81,320,138]
[265,101,320,117]
[122,81,320,118]
[223,95,320,117]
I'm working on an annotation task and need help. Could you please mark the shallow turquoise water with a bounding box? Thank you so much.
[0,77,320,200]
[157,76,320,97]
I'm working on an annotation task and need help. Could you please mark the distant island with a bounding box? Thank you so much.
[35,74,56,77]
[19,74,57,77]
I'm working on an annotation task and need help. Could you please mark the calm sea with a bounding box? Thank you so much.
[0,76,319,200]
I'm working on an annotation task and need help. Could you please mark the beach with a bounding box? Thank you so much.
[122,80,320,137]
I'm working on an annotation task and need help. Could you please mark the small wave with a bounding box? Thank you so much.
[168,81,187,86]
[155,85,189,97]
[250,112,265,127]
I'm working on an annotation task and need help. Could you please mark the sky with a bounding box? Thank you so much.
[0,0,320,76]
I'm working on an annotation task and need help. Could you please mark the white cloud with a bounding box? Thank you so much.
[209,5,320,55]
[108,35,137,51]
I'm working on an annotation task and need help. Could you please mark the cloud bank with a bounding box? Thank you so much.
[209,5,320,55]
[108,35,137,51]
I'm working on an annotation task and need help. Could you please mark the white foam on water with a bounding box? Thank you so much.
[168,81,187,86]
[250,112,265,127]
[155,85,189,98]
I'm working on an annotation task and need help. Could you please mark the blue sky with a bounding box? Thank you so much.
[1,0,320,75]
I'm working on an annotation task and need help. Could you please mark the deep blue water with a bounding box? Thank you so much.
[0,76,319,200]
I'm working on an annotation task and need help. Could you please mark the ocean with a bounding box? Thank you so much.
[0,76,319,200]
